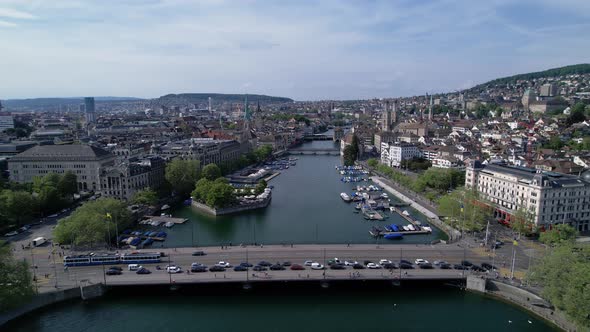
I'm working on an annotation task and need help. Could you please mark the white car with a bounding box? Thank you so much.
[433,260,447,266]
[216,261,232,268]
[304,260,314,266]
[344,260,358,266]
[366,263,381,269]
[332,258,341,264]
[166,266,182,273]
[379,259,392,266]
[310,262,325,270]
[415,259,429,265]
[4,231,18,237]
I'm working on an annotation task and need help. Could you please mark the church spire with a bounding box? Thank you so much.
[428,94,433,121]
[244,94,251,120]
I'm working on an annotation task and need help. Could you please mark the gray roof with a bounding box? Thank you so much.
[10,144,113,161]
[480,162,589,188]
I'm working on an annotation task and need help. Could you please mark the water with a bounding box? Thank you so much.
[5,284,556,332]
[163,140,446,247]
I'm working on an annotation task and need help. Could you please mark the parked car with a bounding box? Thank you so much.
[106,269,122,275]
[379,259,392,266]
[253,265,267,272]
[399,260,413,265]
[330,264,346,270]
[419,263,433,269]
[433,260,448,266]
[136,267,151,274]
[282,261,292,267]
[460,260,473,267]
[109,266,123,272]
[471,265,486,272]
[363,260,374,266]
[414,259,429,265]
[366,263,381,269]
[439,263,452,269]
[399,263,414,269]
[310,263,325,270]
[454,264,468,270]
[191,266,208,273]
[192,251,206,256]
[209,265,225,272]
[270,264,286,271]
[234,265,248,272]
[290,264,305,270]
[303,260,314,266]
[344,260,358,266]
[216,261,232,268]
[352,263,366,269]
[382,263,398,269]
[166,266,182,273]
[258,261,272,267]
[240,262,253,267]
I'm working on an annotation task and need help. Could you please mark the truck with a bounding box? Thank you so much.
[32,237,47,247]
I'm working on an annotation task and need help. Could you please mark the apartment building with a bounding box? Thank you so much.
[380,142,421,167]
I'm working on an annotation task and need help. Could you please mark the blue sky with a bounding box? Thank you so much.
[0,0,589,101]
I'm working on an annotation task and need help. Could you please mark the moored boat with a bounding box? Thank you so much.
[340,192,352,202]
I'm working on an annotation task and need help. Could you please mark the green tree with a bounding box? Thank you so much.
[205,181,235,208]
[53,198,131,247]
[539,224,578,246]
[192,178,212,202]
[0,190,36,226]
[511,208,537,237]
[367,158,378,168]
[201,163,222,181]
[132,189,158,206]
[566,103,586,126]
[437,189,490,231]
[0,246,35,311]
[58,171,78,198]
[343,145,356,166]
[165,159,201,197]
[254,180,267,195]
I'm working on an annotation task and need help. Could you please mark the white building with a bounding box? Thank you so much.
[465,161,590,232]
[380,142,421,167]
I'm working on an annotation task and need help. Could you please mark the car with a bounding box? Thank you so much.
[128,264,142,271]
[379,259,392,265]
[4,231,18,237]
[234,265,249,272]
[330,264,346,270]
[363,260,374,266]
[192,251,206,256]
[216,261,232,268]
[191,266,208,273]
[209,265,225,272]
[399,263,414,269]
[352,263,366,269]
[419,263,433,269]
[439,263,452,269]
[290,264,305,270]
[454,264,467,270]
[109,266,123,271]
[471,265,486,272]
[481,263,497,271]
[415,259,429,265]
[167,266,182,273]
[327,258,341,265]
[136,267,151,274]
[366,263,381,269]
[303,260,314,266]
[258,261,272,267]
[270,264,286,271]
[495,240,504,246]
[382,263,398,269]
[253,265,267,272]
[433,260,448,266]
[460,260,473,267]
[191,262,205,268]
[344,260,358,266]
[310,263,325,270]
[282,261,292,267]
[106,269,122,275]
[399,260,413,266]
[240,262,253,267]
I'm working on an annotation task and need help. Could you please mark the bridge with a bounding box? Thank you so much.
[303,134,333,141]
[287,149,340,156]
[28,244,497,293]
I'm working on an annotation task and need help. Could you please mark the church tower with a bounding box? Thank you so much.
[381,100,392,132]
[428,94,433,121]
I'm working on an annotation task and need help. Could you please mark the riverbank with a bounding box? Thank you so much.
[371,176,461,242]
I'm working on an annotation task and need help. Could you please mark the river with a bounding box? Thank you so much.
[4,283,556,332]
[164,139,446,247]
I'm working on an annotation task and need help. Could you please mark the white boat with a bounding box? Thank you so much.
[165,222,174,228]
[380,193,389,199]
[340,193,352,202]
[402,210,410,216]
[422,226,432,232]
[161,204,170,210]
[402,225,410,231]
[407,225,415,231]
[389,207,395,212]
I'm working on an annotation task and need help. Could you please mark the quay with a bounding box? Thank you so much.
[369,230,431,237]
[144,216,188,224]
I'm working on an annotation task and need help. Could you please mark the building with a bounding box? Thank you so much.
[465,161,590,232]
[0,115,14,132]
[540,83,558,97]
[528,98,568,114]
[158,138,241,167]
[522,89,537,111]
[99,156,165,200]
[8,145,116,191]
[333,127,344,142]
[380,142,421,167]
[85,97,96,124]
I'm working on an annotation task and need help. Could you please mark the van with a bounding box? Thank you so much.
[128,264,141,271]
[32,237,47,247]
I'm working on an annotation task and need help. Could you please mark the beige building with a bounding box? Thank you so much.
[466,161,590,232]
[8,145,115,191]
[99,156,165,200]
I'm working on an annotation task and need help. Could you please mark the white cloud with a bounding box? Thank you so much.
[0,7,35,19]
[0,19,16,27]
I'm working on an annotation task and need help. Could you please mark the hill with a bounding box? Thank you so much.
[472,64,590,89]
[155,93,293,105]
[3,97,144,109]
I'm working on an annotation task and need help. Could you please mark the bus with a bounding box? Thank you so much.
[63,252,161,267]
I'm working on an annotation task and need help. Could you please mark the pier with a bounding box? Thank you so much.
[144,216,188,224]
[369,229,432,237]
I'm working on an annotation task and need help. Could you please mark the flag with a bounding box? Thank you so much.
[106,213,112,219]
[513,240,518,246]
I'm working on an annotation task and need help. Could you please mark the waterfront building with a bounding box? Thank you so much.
[85,97,96,124]
[159,138,241,167]
[380,142,421,167]
[8,144,116,191]
[99,156,165,200]
[465,161,590,231]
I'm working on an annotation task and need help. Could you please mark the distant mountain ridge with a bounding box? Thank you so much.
[471,64,590,90]
[3,96,144,108]
[155,93,293,104]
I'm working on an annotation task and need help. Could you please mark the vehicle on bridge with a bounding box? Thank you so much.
[63,252,161,267]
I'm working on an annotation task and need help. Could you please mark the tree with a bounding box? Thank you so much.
[192,178,212,202]
[58,171,78,198]
[437,189,490,231]
[132,189,158,206]
[201,163,222,181]
[0,190,36,226]
[566,103,586,126]
[254,180,267,195]
[0,246,35,311]
[367,158,378,169]
[205,181,235,208]
[343,145,356,166]
[165,159,201,197]
[511,208,537,238]
[53,198,131,247]
[539,224,578,246]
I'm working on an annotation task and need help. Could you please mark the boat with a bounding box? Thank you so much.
[384,225,393,232]
[384,233,404,240]
[390,224,399,232]
[422,226,433,232]
[161,204,170,210]
[355,203,362,210]
[407,225,415,231]
[402,210,410,216]
[165,222,174,228]
[148,231,158,237]
[402,225,410,231]
[340,193,352,202]
[141,238,154,247]
[380,193,389,199]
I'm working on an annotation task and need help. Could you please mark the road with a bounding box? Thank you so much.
[27,243,515,292]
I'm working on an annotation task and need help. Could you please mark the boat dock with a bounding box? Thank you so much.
[264,172,281,182]
[389,206,422,226]
[369,230,431,237]
[144,216,188,224]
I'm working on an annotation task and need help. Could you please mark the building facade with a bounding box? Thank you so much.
[85,97,96,124]
[380,142,421,167]
[0,115,14,132]
[465,161,590,232]
[8,145,116,191]
[99,156,165,200]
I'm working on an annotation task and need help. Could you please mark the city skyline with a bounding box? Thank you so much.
[1,0,590,100]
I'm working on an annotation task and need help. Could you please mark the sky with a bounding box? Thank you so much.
[1,0,589,101]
